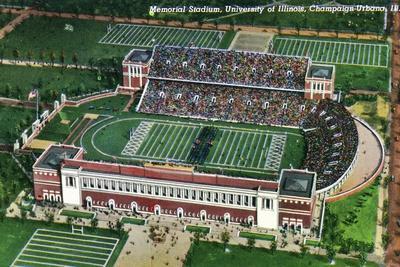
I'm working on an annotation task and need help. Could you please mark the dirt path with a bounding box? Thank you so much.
[386,3,400,266]
[123,94,136,112]
[0,8,30,39]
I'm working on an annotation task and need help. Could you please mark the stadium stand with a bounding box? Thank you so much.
[149,46,310,90]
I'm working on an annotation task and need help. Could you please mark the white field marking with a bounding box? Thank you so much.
[99,24,122,43]
[326,41,332,60]
[206,162,275,172]
[362,44,366,65]
[18,253,103,267]
[155,28,172,45]
[204,30,217,48]
[143,27,162,46]
[173,29,187,46]
[179,29,194,47]
[144,124,169,157]
[276,37,388,47]
[175,127,196,160]
[31,237,113,251]
[34,233,115,246]
[157,125,179,158]
[209,129,226,162]
[27,243,110,256]
[189,30,203,46]
[14,259,65,267]
[335,42,341,63]
[372,45,376,66]
[315,41,322,60]
[168,28,182,46]
[116,25,136,44]
[137,123,163,156]
[120,26,139,45]
[175,127,194,160]
[180,127,201,160]
[284,39,293,55]
[326,43,336,61]
[109,24,130,44]
[11,229,39,267]
[311,40,318,58]
[104,236,119,267]
[242,132,257,167]
[171,126,190,159]
[134,26,154,46]
[257,134,270,169]
[352,43,356,64]
[357,43,362,64]
[280,38,289,54]
[159,28,178,45]
[296,40,304,55]
[124,25,142,44]
[341,43,347,63]
[274,38,282,53]
[222,131,240,165]
[208,31,220,48]
[151,124,175,157]
[250,133,263,167]
[198,30,211,47]
[193,31,207,47]
[237,132,251,167]
[367,45,372,65]
[215,130,232,164]
[164,126,185,158]
[264,134,286,171]
[129,26,148,45]
[121,121,154,156]
[183,127,202,159]
[321,41,327,61]
[36,229,118,242]
[346,43,351,63]
[378,45,382,66]
[229,132,246,166]
[24,248,106,262]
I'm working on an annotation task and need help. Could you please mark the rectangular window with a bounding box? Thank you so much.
[214,193,219,203]
[199,191,204,201]
[155,186,160,196]
[126,182,130,192]
[133,183,137,193]
[90,178,94,188]
[97,179,102,189]
[162,187,167,196]
[221,193,226,204]
[237,195,241,205]
[244,195,249,206]
[184,189,189,199]
[111,180,116,190]
[140,184,145,194]
[265,198,273,209]
[104,180,109,190]
[229,194,233,204]
[119,182,123,191]
[147,185,152,195]
[177,188,181,198]
[207,192,211,202]
[169,187,174,197]
[252,197,256,207]
[191,190,196,200]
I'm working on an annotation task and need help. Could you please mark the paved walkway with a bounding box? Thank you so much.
[1,58,94,70]
[0,8,30,40]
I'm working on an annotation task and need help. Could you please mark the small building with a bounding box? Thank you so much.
[121,49,152,91]
[304,64,335,100]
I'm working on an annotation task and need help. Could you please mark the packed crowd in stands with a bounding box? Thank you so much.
[138,81,358,190]
[139,80,315,126]
[301,101,358,190]
[149,46,309,90]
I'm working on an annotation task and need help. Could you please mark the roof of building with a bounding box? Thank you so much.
[35,146,80,170]
[126,49,152,63]
[307,65,333,79]
[279,170,315,198]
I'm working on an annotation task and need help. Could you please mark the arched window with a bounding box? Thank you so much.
[224,213,230,224]
[177,207,184,218]
[154,205,161,216]
[108,199,115,210]
[86,196,92,208]
[200,210,207,221]
[248,216,254,226]
[246,100,252,106]
[166,60,171,65]
[131,202,138,213]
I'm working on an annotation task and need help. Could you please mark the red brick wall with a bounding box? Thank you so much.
[82,190,257,223]
[279,212,312,228]
[34,182,62,200]
[279,200,312,212]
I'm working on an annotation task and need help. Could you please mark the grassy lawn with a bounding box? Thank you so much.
[239,231,276,241]
[348,95,389,140]
[60,209,95,219]
[185,241,378,267]
[335,65,390,92]
[0,64,117,102]
[305,239,320,247]
[0,105,35,144]
[218,30,236,49]
[0,217,127,267]
[0,16,131,65]
[121,217,146,225]
[327,182,379,243]
[185,225,210,234]
[0,13,15,28]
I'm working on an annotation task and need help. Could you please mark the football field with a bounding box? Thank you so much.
[274,37,389,67]
[11,229,119,267]
[99,24,224,48]
[82,117,304,177]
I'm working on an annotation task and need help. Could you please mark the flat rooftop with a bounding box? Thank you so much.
[307,64,334,79]
[279,170,315,198]
[35,146,80,170]
[126,50,152,63]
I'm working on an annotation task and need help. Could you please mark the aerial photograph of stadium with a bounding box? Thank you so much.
[0,0,399,266]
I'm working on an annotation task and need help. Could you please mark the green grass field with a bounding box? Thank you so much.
[60,209,95,219]
[0,13,15,28]
[0,218,127,267]
[239,231,276,241]
[121,217,146,225]
[185,225,210,234]
[0,16,131,65]
[0,105,35,144]
[0,64,117,102]
[79,115,304,179]
[184,241,378,267]
[327,182,379,243]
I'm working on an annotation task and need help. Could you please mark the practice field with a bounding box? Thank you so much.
[80,116,304,178]
[99,24,225,48]
[11,229,119,267]
[274,37,389,67]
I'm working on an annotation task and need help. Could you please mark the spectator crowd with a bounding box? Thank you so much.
[149,46,309,90]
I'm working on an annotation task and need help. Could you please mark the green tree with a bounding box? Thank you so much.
[220,230,230,252]
[72,52,79,68]
[326,245,336,265]
[39,50,45,65]
[49,51,56,66]
[358,250,367,267]
[299,243,309,258]
[27,50,33,63]
[270,240,277,254]
[247,237,256,250]
[90,217,99,228]
[59,50,65,67]
[12,49,20,63]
